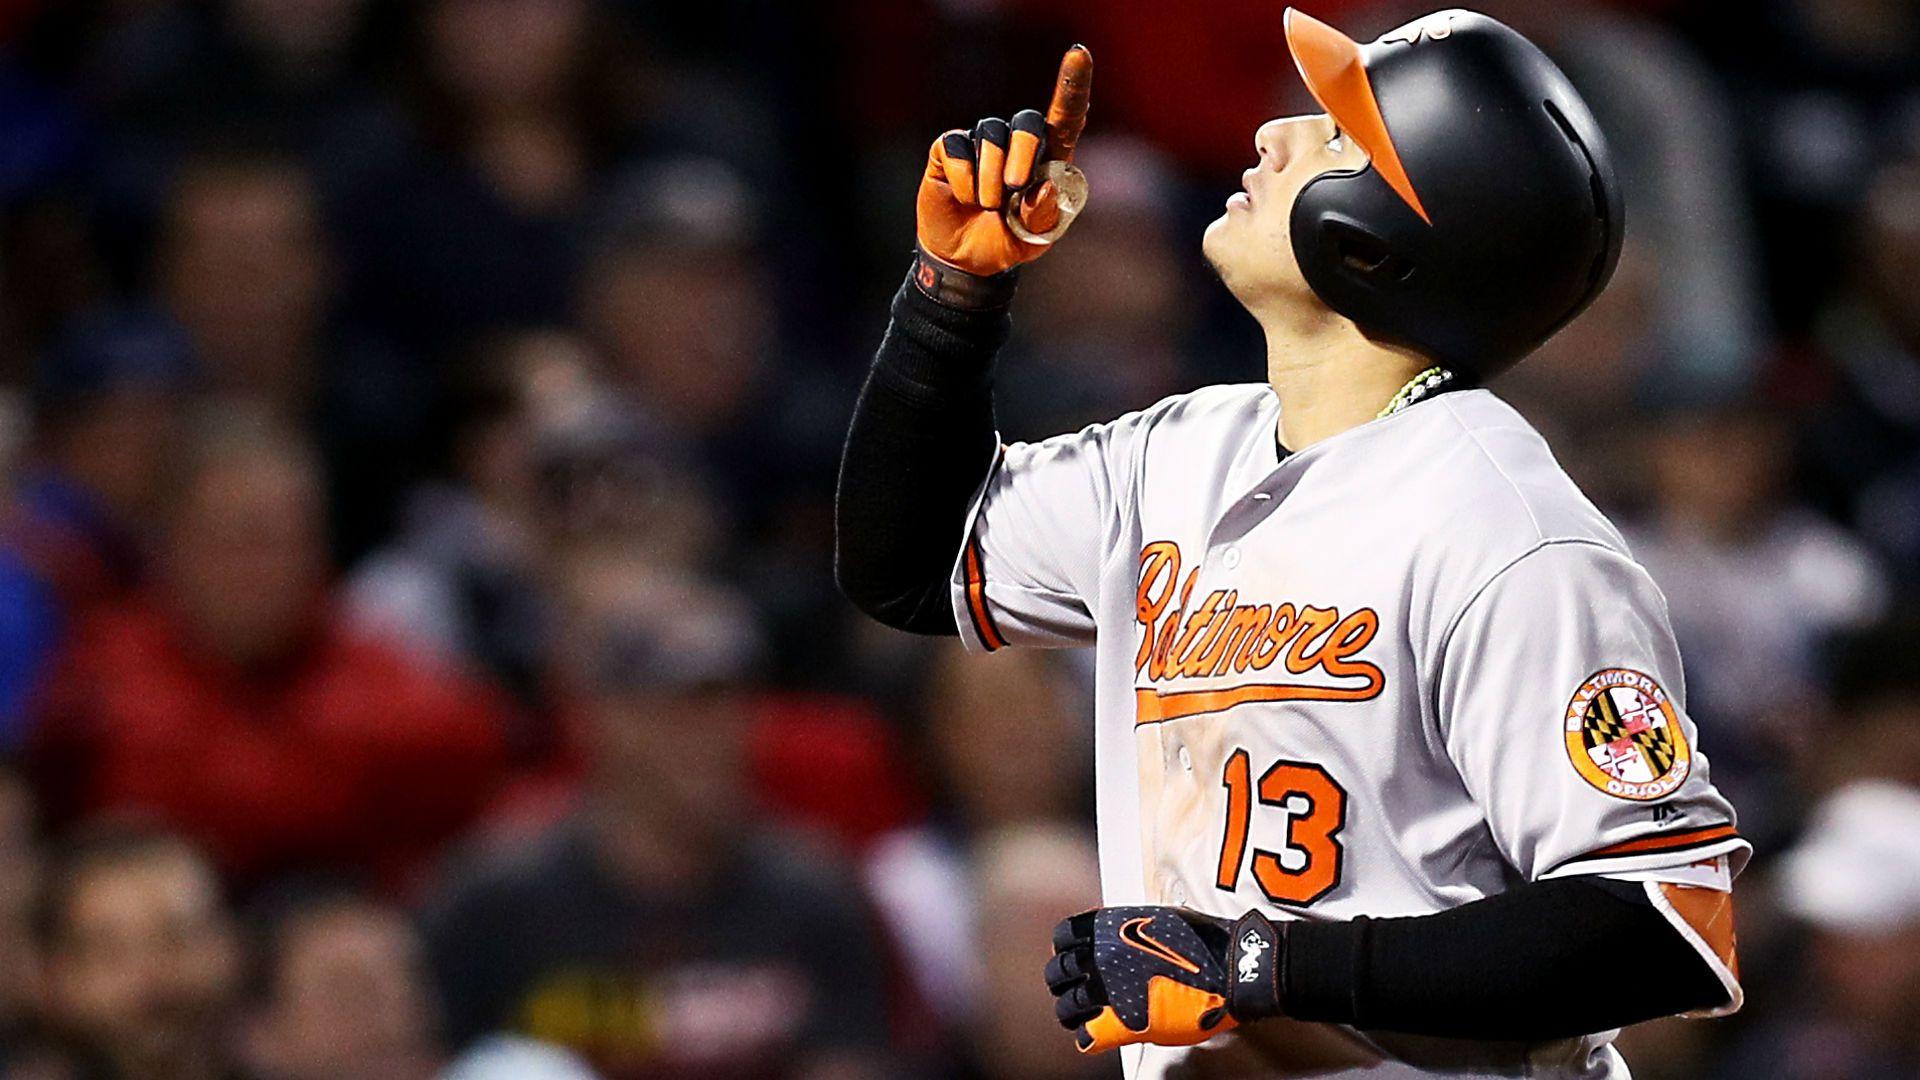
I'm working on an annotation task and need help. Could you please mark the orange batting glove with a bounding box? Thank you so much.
[1045,905,1287,1054]
[916,44,1091,281]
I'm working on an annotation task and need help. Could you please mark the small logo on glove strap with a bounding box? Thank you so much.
[1118,917,1201,975]
[1237,930,1270,983]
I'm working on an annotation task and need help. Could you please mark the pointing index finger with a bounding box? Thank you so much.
[1043,44,1093,164]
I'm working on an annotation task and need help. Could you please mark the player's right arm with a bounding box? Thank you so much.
[836,48,1103,642]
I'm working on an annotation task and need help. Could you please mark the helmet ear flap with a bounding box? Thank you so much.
[1291,174,1442,360]
[1292,178,1420,298]
[1322,218,1417,284]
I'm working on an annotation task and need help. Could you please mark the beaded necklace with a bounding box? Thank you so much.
[1376,365,1456,419]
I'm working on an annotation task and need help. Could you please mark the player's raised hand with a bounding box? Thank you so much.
[1045,905,1286,1054]
[916,44,1092,278]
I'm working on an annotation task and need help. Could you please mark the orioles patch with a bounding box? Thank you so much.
[1564,669,1691,801]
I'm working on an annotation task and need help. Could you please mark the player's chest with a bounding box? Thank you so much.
[1127,482,1415,703]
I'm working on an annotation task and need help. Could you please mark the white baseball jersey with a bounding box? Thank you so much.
[947,384,1748,1079]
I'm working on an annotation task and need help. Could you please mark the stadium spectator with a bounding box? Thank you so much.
[1807,157,1920,569]
[576,158,800,529]
[574,158,858,679]
[239,888,442,1080]
[1718,781,1920,1079]
[345,333,577,714]
[419,561,889,1079]
[36,826,242,1080]
[333,0,641,362]
[1498,240,1664,512]
[952,823,1105,1080]
[0,762,45,1068]
[1688,0,1920,329]
[528,377,721,581]
[852,644,1088,1051]
[44,0,382,163]
[0,310,198,746]
[350,329,719,739]
[28,415,510,895]
[1630,398,1887,719]
[1625,397,1886,845]
[205,0,381,136]
[159,153,331,414]
[925,644,1088,835]
[157,146,428,560]
[1000,138,1196,440]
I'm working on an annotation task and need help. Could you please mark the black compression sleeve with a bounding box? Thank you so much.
[1282,876,1729,1041]
[834,260,1017,635]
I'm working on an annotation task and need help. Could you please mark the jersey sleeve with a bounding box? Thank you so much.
[948,414,1143,651]
[1434,540,1751,882]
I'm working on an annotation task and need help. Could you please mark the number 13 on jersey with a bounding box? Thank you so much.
[1216,749,1349,906]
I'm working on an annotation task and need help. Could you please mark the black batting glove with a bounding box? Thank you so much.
[1043,905,1286,1054]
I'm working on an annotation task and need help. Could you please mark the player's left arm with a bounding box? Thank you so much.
[1045,540,1747,1053]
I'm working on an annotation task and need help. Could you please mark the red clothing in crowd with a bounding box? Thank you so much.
[850,0,1674,175]
[844,0,1375,172]
[31,599,512,894]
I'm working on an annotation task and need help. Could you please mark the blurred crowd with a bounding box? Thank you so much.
[0,0,1914,1078]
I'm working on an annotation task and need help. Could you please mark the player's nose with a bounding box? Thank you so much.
[1254,118,1294,173]
[1256,115,1331,174]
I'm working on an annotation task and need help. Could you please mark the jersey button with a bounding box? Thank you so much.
[1177,746,1193,772]
[1222,546,1242,570]
[1170,882,1189,904]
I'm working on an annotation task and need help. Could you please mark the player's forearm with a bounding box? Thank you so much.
[833,256,1016,634]
[1282,876,1730,1041]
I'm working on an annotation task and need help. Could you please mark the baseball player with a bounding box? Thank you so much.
[837,9,1746,1078]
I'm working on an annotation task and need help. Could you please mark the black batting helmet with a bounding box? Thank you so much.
[1284,8,1624,380]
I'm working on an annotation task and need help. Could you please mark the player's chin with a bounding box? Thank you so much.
[1203,210,1258,276]
[1202,212,1234,262]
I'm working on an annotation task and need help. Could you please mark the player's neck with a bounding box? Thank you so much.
[1260,308,1430,451]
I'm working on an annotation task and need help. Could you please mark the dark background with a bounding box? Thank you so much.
[0,1,1914,1078]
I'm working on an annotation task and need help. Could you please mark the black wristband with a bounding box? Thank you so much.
[910,247,1020,310]
[1281,915,1368,1025]
[1226,911,1286,1021]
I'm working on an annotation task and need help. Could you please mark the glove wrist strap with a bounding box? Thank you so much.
[1226,911,1286,1021]
[910,246,1020,310]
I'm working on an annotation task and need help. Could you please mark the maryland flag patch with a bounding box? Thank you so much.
[1564,669,1692,801]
